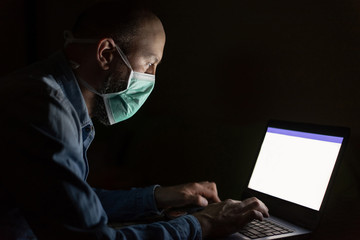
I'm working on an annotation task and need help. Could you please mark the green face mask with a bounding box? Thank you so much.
[65,31,155,124]
[101,68,155,124]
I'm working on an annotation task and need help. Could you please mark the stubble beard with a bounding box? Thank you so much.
[92,68,129,126]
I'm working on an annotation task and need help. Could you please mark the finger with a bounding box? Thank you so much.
[197,182,221,203]
[241,197,269,217]
[241,201,269,218]
[241,197,260,205]
[242,209,264,224]
[188,194,209,207]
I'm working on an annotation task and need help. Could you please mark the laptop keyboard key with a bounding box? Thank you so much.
[239,219,294,238]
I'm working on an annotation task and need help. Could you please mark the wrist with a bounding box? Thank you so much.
[192,212,213,239]
[154,186,166,210]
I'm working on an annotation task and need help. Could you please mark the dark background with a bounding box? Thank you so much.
[1,0,359,238]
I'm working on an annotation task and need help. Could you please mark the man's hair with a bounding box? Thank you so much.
[72,0,157,54]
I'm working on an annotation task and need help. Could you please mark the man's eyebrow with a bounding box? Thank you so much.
[156,57,162,65]
[145,53,162,64]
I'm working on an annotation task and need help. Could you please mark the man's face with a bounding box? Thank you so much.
[93,17,166,125]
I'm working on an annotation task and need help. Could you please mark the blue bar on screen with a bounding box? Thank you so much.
[267,127,343,144]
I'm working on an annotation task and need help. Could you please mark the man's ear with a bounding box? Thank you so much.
[96,38,116,70]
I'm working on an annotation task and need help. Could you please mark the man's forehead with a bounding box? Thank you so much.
[132,44,163,63]
[131,24,165,61]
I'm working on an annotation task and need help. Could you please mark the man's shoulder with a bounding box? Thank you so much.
[0,51,85,138]
[0,55,78,122]
[2,52,70,101]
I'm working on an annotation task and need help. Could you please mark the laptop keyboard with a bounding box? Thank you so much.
[239,219,294,239]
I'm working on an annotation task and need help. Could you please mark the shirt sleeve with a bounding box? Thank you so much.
[0,75,202,240]
[117,215,202,239]
[93,185,163,222]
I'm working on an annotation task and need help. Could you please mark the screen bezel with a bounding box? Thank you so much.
[243,120,350,230]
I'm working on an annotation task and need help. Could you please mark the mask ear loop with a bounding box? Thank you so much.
[78,78,103,97]
[63,30,98,47]
[63,30,72,47]
[114,45,133,71]
[114,45,135,90]
[63,31,130,68]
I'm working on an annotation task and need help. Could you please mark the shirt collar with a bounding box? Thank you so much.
[51,51,93,128]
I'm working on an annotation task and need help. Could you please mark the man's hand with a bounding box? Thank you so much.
[192,197,269,239]
[154,181,221,210]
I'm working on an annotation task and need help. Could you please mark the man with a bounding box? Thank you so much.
[0,1,269,239]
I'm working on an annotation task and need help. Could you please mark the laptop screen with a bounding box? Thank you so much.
[248,127,343,211]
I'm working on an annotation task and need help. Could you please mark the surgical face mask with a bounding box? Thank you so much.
[64,31,155,124]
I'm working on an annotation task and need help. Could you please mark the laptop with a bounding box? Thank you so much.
[236,120,350,239]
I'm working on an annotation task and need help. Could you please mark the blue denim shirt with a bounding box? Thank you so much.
[0,52,201,240]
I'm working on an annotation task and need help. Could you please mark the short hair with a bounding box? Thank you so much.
[72,0,157,54]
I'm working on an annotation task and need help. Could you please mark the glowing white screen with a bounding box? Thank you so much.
[248,128,342,210]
